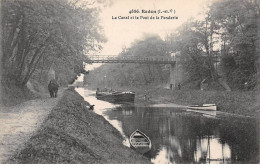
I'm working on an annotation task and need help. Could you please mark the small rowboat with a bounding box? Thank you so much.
[186,109,217,116]
[130,129,151,154]
[187,104,217,111]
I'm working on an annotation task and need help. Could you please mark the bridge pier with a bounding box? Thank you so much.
[170,64,176,90]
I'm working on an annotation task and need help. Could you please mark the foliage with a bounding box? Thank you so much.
[85,0,259,91]
[1,0,106,87]
[86,35,171,88]
[167,0,259,90]
[209,0,259,90]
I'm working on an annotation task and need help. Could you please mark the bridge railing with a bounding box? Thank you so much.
[86,55,176,64]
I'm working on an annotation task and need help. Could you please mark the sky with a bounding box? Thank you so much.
[86,0,209,70]
[99,0,209,55]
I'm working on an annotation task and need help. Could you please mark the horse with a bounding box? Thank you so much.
[48,80,59,98]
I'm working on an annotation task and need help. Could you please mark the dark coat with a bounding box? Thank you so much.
[48,79,59,98]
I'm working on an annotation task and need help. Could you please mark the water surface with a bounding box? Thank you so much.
[76,88,259,164]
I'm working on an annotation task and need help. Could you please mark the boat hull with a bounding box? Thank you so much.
[187,104,217,111]
[130,129,151,154]
[186,109,217,116]
[96,92,135,103]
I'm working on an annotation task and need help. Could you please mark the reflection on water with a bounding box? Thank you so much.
[76,88,259,164]
[76,88,130,147]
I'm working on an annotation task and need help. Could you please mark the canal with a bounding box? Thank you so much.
[76,88,259,164]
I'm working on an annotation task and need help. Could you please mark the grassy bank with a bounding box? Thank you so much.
[133,86,259,118]
[87,84,259,118]
[0,79,49,107]
[7,88,151,164]
[0,82,35,107]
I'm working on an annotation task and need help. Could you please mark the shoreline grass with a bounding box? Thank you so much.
[133,87,259,118]
[7,87,151,164]
[86,84,259,118]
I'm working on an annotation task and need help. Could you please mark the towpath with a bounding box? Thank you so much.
[0,88,65,163]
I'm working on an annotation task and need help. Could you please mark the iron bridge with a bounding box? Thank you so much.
[86,55,176,64]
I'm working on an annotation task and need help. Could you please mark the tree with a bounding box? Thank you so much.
[1,0,106,87]
[167,0,259,90]
[210,0,259,90]
[168,19,224,90]
[86,34,170,87]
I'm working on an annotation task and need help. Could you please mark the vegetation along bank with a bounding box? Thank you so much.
[7,88,151,164]
[133,86,259,118]
[86,84,259,118]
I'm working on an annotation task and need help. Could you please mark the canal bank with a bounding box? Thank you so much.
[129,86,259,118]
[86,85,259,118]
[7,87,151,164]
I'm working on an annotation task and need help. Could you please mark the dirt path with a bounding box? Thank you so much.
[6,88,151,164]
[0,88,65,163]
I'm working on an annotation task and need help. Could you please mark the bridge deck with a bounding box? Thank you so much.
[86,55,176,64]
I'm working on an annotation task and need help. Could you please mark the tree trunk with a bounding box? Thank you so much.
[2,12,22,69]
[16,33,37,79]
[21,46,48,86]
[20,36,51,86]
